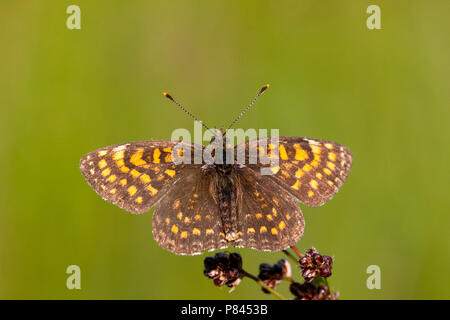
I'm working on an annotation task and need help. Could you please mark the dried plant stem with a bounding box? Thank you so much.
[241,270,288,300]
[282,249,299,265]
[290,246,304,258]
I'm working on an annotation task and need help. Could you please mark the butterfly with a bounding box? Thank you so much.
[79,85,352,255]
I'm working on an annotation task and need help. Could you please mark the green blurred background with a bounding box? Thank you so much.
[1,0,449,299]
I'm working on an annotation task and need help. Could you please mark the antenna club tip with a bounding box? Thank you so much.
[163,92,174,101]
[259,84,270,94]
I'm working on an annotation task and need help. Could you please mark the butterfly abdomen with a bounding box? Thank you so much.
[214,166,240,242]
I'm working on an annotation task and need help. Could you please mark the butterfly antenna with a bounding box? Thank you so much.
[163,92,211,131]
[224,84,270,135]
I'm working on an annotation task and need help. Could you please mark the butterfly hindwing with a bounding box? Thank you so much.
[234,166,305,251]
[79,141,202,214]
[152,169,228,255]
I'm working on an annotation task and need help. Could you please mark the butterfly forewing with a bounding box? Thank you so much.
[234,166,304,251]
[239,137,352,207]
[79,141,202,214]
[152,169,228,255]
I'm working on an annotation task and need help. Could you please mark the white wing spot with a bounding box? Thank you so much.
[305,139,319,145]
[113,144,129,152]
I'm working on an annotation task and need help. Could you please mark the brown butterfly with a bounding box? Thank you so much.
[79,85,352,255]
